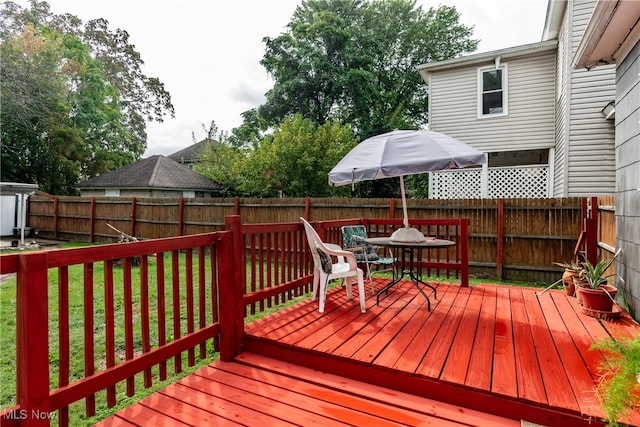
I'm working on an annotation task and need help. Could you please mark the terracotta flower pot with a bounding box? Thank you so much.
[572,276,588,304]
[562,269,578,296]
[577,284,617,313]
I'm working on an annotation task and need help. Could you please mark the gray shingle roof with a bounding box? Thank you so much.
[76,155,222,191]
[168,139,213,164]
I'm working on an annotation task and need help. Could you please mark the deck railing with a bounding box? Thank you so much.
[0,216,469,426]
[0,232,237,427]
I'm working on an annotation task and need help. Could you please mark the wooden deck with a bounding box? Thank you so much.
[98,280,640,427]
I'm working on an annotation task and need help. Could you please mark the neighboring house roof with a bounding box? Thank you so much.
[168,139,214,164]
[76,155,222,191]
[0,182,38,195]
[416,40,558,79]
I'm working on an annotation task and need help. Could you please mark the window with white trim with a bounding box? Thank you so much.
[478,65,507,117]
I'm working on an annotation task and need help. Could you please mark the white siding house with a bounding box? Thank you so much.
[565,0,617,196]
[573,0,640,318]
[419,42,557,198]
[416,0,616,199]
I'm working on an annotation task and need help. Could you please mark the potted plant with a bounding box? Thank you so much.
[575,251,622,315]
[554,259,582,296]
[591,336,640,426]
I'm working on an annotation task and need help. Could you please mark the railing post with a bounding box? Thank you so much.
[221,216,244,360]
[460,219,469,287]
[16,252,50,426]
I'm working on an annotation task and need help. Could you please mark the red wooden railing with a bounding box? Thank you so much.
[0,233,234,427]
[0,216,470,426]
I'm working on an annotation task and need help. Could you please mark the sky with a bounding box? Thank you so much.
[18,0,549,157]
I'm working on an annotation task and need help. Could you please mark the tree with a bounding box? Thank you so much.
[257,0,477,139]
[235,115,357,197]
[1,23,85,194]
[193,121,245,197]
[0,1,174,194]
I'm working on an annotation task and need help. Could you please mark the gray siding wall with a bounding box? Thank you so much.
[615,40,640,319]
[567,0,616,196]
[553,4,570,196]
[429,50,556,153]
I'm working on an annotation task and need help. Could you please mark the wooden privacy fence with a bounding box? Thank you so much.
[27,196,614,283]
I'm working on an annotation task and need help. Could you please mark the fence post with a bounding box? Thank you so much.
[496,199,504,280]
[221,215,244,360]
[304,197,311,220]
[178,197,185,236]
[16,252,50,426]
[53,197,59,240]
[89,197,96,243]
[460,219,469,287]
[130,197,137,238]
[585,197,599,265]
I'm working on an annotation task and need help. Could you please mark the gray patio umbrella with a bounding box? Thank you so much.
[328,129,486,242]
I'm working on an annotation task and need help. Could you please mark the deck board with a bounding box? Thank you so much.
[97,352,522,427]
[415,286,472,379]
[465,285,497,391]
[390,284,458,372]
[439,284,483,385]
[100,280,640,427]
[523,288,578,411]
[535,291,591,413]
[512,288,547,405]
[332,285,420,360]
[245,281,640,426]
[491,286,518,398]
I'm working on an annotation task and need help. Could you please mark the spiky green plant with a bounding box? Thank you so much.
[580,250,622,289]
[592,336,640,427]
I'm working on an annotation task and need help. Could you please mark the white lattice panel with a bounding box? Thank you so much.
[488,166,548,198]
[430,165,549,199]
[430,169,482,199]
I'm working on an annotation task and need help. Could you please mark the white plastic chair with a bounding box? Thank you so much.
[301,218,366,313]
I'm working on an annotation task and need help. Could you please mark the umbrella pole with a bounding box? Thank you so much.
[400,175,409,228]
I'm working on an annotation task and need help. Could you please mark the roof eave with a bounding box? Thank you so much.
[416,40,558,83]
[542,0,567,41]
[77,186,221,192]
[573,0,640,69]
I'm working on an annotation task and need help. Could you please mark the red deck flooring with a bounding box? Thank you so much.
[98,280,640,427]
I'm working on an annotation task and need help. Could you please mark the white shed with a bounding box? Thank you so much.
[0,182,39,244]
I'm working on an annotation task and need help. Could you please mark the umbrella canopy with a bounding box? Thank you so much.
[328,129,486,241]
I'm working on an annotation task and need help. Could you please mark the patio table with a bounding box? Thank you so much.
[365,237,455,311]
